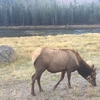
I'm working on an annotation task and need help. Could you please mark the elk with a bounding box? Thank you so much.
[31,48,96,96]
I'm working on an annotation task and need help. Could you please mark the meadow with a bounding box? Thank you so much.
[0,33,100,100]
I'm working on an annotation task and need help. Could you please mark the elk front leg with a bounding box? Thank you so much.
[67,71,72,88]
[54,71,65,90]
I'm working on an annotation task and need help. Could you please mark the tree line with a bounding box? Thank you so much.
[0,0,100,26]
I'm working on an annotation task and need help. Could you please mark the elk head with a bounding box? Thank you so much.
[87,65,96,86]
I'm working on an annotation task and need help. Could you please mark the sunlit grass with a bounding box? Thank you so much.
[0,33,100,83]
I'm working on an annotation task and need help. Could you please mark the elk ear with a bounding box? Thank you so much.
[91,64,94,69]
[91,64,96,71]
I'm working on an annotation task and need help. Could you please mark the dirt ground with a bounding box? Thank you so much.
[0,64,100,100]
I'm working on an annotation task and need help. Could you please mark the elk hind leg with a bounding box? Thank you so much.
[34,67,46,93]
[31,73,37,96]
[37,71,44,92]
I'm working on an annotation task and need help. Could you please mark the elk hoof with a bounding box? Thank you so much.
[53,86,57,90]
[31,92,36,96]
[40,89,44,92]
[69,86,73,89]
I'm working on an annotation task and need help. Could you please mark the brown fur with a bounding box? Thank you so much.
[31,48,96,96]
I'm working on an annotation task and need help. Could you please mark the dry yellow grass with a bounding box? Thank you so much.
[0,33,100,62]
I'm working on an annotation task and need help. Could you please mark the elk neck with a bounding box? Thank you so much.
[77,60,93,79]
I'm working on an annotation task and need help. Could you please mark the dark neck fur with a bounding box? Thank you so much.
[77,60,92,79]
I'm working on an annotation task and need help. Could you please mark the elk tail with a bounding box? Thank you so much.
[31,48,42,63]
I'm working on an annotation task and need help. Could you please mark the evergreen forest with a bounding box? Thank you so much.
[0,0,100,26]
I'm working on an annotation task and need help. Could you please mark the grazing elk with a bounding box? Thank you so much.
[31,48,96,96]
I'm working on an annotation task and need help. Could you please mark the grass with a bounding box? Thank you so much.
[0,33,100,100]
[1,33,100,61]
[0,33,100,82]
